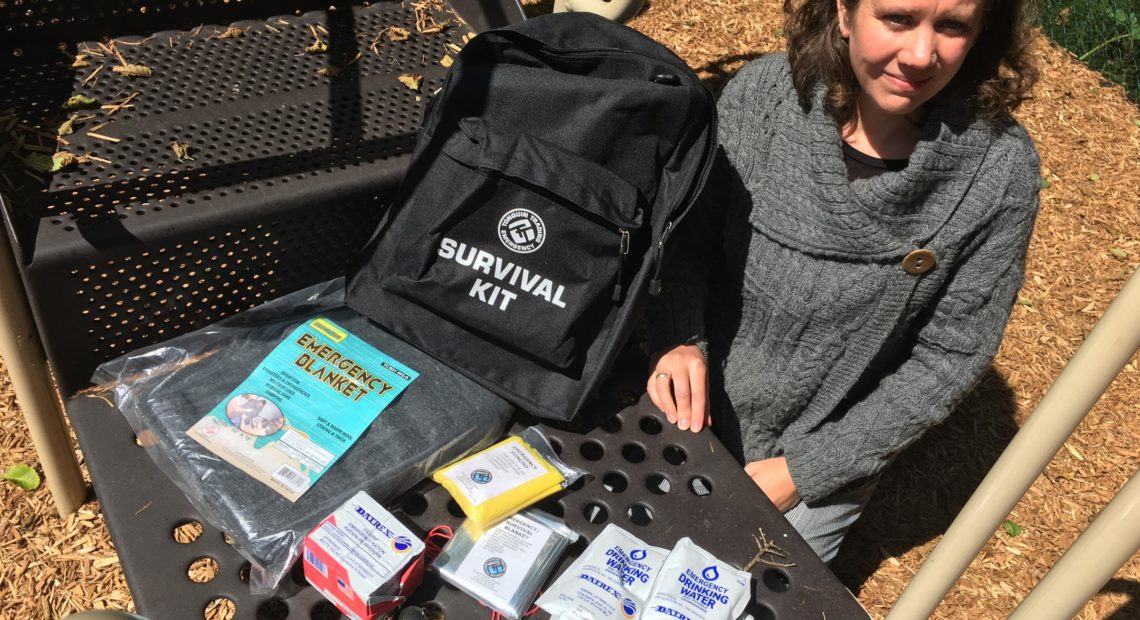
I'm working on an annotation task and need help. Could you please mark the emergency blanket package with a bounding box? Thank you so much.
[642,538,751,620]
[435,509,579,619]
[303,492,425,620]
[432,426,584,530]
[91,280,514,593]
[537,524,668,619]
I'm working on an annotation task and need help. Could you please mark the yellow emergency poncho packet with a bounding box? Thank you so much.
[432,426,585,530]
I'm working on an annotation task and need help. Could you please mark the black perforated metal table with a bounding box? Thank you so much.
[67,387,868,620]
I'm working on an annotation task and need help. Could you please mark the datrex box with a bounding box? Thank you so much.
[303,491,425,620]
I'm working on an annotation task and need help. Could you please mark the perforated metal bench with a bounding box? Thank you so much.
[1,3,869,618]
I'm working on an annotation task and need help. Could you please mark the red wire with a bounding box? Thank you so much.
[424,524,454,562]
[524,590,542,616]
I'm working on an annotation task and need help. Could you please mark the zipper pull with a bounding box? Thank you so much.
[649,221,672,296]
[612,229,631,303]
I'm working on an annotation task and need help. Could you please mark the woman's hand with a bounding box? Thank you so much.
[745,457,801,512]
[647,344,710,433]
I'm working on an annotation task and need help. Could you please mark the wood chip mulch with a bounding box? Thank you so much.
[1,1,1138,618]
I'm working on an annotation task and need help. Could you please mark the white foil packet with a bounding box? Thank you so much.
[538,523,668,619]
[642,537,751,620]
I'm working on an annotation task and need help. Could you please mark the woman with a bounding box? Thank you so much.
[647,0,1039,561]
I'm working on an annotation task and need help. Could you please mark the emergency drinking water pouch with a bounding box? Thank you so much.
[434,509,579,620]
[432,426,585,529]
[536,523,668,619]
[642,538,751,620]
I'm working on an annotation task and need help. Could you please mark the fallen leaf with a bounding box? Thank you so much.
[1040,176,1051,189]
[216,26,243,40]
[398,73,424,91]
[1064,442,1085,461]
[440,54,453,68]
[1088,173,1100,182]
[62,94,98,110]
[1001,520,1022,537]
[305,40,328,54]
[386,26,411,41]
[57,114,79,136]
[170,141,194,161]
[3,464,41,491]
[113,64,153,78]
[1109,247,1128,259]
[21,153,55,173]
[1017,297,1033,307]
[317,66,341,78]
[51,152,79,171]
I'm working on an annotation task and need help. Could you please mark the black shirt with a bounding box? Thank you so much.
[843,142,909,180]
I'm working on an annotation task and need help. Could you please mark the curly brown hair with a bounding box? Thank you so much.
[783,0,1039,128]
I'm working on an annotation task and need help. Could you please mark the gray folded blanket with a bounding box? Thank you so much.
[92,280,514,592]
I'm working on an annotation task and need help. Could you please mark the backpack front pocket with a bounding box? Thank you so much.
[381,117,643,369]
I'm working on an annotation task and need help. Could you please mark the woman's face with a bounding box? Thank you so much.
[838,0,983,118]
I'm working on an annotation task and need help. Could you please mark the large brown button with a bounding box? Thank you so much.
[903,249,937,274]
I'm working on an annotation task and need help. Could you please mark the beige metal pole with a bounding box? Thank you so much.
[0,226,86,516]
[888,267,1140,620]
[1009,468,1140,620]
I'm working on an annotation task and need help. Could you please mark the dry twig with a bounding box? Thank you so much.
[411,0,452,34]
[101,93,139,117]
[81,65,104,86]
[742,527,797,571]
[214,26,243,40]
[305,24,328,53]
[86,131,121,144]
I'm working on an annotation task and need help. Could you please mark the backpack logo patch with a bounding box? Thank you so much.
[498,209,546,254]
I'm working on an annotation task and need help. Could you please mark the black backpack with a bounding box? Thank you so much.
[346,12,716,421]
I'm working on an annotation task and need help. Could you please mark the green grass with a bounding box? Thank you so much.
[1038,0,1140,100]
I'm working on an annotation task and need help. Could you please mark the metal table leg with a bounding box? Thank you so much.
[0,220,86,516]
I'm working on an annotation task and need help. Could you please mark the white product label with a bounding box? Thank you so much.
[277,428,336,472]
[452,513,554,609]
[307,492,424,594]
[538,524,668,620]
[642,538,751,620]
[272,463,310,494]
[442,439,548,505]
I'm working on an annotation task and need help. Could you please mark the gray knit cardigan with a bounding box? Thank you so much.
[649,53,1041,504]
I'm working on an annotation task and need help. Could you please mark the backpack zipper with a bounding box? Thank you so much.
[473,163,636,303]
[613,228,631,303]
